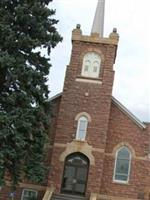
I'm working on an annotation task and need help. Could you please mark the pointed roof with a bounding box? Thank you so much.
[91,0,105,37]
[50,93,147,130]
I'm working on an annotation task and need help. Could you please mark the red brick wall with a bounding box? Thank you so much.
[48,147,66,192]
[54,41,116,148]
[45,96,61,169]
[100,102,150,199]
[105,102,149,156]
[49,96,61,146]
[48,39,118,195]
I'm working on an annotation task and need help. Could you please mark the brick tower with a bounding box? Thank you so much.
[48,0,119,197]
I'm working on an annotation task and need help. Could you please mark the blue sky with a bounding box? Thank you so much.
[48,0,150,122]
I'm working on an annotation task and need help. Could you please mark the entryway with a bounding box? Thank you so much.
[61,153,89,196]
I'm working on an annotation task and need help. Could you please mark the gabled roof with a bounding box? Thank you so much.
[49,92,147,130]
[49,92,62,101]
[112,96,146,129]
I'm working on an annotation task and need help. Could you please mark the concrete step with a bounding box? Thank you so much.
[51,193,86,200]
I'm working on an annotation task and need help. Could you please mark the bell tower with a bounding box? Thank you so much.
[49,0,119,196]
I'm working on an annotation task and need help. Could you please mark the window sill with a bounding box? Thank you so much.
[77,75,102,81]
[73,139,87,143]
[112,180,130,185]
[76,76,102,84]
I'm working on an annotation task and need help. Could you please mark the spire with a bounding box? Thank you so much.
[91,0,105,37]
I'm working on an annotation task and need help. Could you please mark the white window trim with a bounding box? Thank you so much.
[76,116,88,141]
[113,147,132,184]
[75,112,91,122]
[81,52,101,78]
[21,188,38,200]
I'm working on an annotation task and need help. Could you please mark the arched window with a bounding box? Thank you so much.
[81,52,101,78]
[76,116,88,140]
[113,147,131,183]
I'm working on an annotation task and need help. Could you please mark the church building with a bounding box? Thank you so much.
[0,0,150,200]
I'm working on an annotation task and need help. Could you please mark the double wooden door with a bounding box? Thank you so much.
[61,153,89,196]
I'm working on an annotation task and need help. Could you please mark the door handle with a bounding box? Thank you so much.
[72,179,77,184]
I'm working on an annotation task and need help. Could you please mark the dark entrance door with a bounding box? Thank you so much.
[61,153,89,196]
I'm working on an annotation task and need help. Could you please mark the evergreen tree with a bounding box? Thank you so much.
[0,0,62,187]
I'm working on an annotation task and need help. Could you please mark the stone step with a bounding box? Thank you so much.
[51,193,86,200]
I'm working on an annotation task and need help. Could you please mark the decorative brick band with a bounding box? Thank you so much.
[53,142,149,161]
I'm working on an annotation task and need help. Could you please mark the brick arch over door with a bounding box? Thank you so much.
[59,140,95,165]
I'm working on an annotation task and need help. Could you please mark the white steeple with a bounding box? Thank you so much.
[91,0,105,37]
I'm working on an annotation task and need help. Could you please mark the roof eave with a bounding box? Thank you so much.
[112,96,146,130]
[49,92,62,101]
[49,93,147,130]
